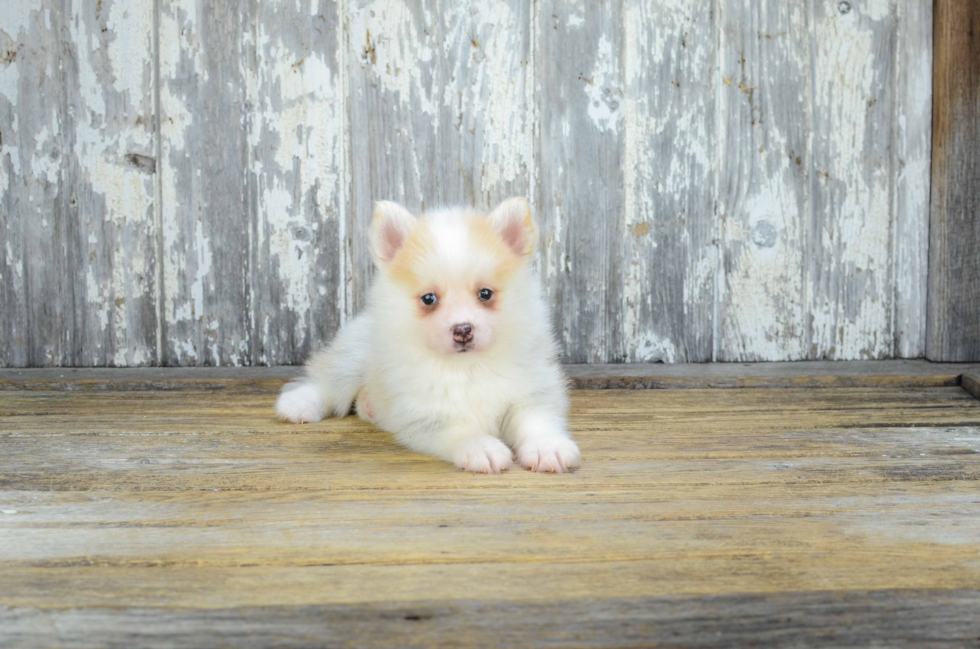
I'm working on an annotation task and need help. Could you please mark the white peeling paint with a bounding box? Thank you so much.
[1,0,937,366]
[439,0,531,195]
[634,331,678,363]
[810,2,893,359]
[349,0,436,115]
[584,34,622,134]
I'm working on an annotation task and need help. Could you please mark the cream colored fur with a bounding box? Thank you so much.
[275,198,580,474]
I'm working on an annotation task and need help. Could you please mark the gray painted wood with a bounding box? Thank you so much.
[621,0,716,363]
[926,0,980,362]
[892,0,932,359]
[717,0,809,361]
[0,0,937,366]
[346,0,532,312]
[537,0,626,363]
[1,0,158,367]
[807,0,899,360]
[158,0,251,366]
[246,0,346,365]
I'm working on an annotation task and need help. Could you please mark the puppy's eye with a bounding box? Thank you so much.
[420,293,438,306]
[478,288,494,301]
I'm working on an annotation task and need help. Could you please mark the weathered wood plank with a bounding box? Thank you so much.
[807,0,898,359]
[2,383,979,645]
[717,0,808,361]
[0,0,158,367]
[345,0,532,311]
[0,1,67,368]
[5,360,980,391]
[158,0,251,365]
[2,388,978,494]
[926,0,980,362]
[0,1,942,367]
[247,0,346,365]
[891,0,931,358]
[536,1,626,363]
[64,0,159,367]
[621,0,716,363]
[3,589,980,649]
[3,474,979,568]
[962,374,980,402]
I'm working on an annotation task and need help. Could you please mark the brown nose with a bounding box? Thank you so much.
[452,323,474,344]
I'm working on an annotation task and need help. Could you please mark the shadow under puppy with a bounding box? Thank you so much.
[276,197,581,474]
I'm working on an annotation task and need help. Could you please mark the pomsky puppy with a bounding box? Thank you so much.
[275,198,580,474]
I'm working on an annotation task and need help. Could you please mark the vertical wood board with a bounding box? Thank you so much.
[537,0,627,363]
[621,0,716,363]
[927,0,980,361]
[807,0,897,360]
[717,0,809,361]
[0,0,157,367]
[246,0,346,365]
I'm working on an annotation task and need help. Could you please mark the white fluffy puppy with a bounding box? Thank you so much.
[275,197,581,474]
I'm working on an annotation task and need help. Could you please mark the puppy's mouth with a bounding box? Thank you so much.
[453,342,475,353]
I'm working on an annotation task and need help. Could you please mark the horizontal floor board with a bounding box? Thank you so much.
[2,377,979,646]
[3,589,980,649]
[4,360,980,392]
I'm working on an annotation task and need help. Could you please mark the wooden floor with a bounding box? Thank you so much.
[2,368,980,647]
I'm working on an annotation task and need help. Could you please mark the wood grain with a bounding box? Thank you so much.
[891,0,932,359]
[5,360,980,391]
[158,0,251,365]
[346,0,532,312]
[962,374,980,402]
[3,589,979,649]
[246,0,346,365]
[536,0,624,363]
[717,0,809,361]
[808,0,899,360]
[622,0,715,363]
[0,2,939,365]
[0,0,158,367]
[1,382,979,645]
[927,0,980,362]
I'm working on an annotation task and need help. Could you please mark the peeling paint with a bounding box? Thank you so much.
[584,34,622,134]
[808,0,894,359]
[0,0,935,366]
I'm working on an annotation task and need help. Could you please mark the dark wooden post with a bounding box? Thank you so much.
[927,0,980,361]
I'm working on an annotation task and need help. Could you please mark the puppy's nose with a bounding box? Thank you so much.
[452,323,474,344]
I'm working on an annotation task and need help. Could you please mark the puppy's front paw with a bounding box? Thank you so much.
[452,436,514,474]
[275,383,325,423]
[516,435,581,473]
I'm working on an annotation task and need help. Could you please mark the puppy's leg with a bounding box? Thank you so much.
[275,314,371,423]
[396,421,514,474]
[503,405,581,473]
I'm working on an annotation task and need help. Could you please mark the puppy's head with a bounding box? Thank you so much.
[370,198,536,356]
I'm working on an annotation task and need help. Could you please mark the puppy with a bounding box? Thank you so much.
[275,198,581,474]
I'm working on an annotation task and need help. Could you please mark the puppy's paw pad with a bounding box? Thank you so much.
[275,384,325,423]
[517,436,581,473]
[453,437,514,474]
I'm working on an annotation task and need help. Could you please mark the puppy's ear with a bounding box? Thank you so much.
[370,201,416,265]
[488,197,536,258]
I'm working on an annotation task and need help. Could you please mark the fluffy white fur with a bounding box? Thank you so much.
[275,198,580,474]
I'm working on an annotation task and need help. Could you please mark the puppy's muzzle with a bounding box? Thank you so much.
[452,323,474,344]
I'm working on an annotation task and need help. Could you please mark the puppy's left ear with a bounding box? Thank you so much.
[370,201,416,266]
[488,197,536,258]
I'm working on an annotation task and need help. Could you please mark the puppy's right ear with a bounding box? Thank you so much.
[370,201,416,265]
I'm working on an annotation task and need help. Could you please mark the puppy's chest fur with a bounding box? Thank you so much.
[362,356,523,431]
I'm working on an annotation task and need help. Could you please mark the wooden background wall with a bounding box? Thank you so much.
[0,0,934,366]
